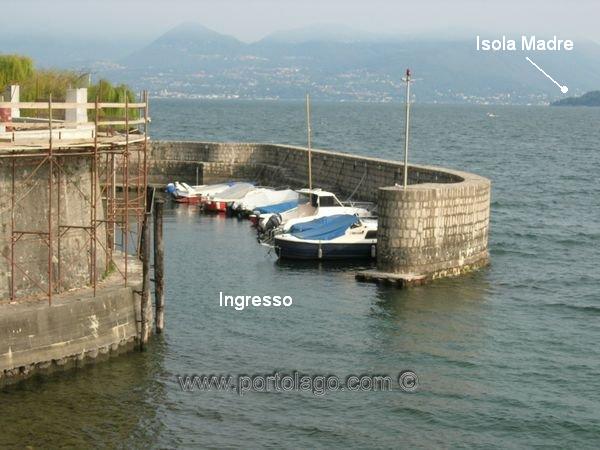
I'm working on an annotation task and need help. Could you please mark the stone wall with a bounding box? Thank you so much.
[377,181,491,279]
[0,157,106,300]
[150,141,491,280]
[149,141,462,202]
[0,257,144,384]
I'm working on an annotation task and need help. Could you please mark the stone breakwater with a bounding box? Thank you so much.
[150,141,491,282]
[149,141,464,202]
[373,181,491,283]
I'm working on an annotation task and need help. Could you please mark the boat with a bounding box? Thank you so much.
[260,188,373,234]
[194,182,239,203]
[232,189,299,216]
[274,214,378,260]
[255,200,300,230]
[166,181,203,204]
[166,181,234,204]
[204,182,256,213]
[250,200,299,226]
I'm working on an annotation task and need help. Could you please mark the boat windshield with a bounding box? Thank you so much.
[311,194,319,207]
[318,195,340,207]
[298,193,311,205]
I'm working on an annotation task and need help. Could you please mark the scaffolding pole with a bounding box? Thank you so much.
[0,96,149,304]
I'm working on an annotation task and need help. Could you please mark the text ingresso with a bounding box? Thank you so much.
[219,291,293,311]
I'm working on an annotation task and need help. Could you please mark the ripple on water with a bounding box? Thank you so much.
[2,102,600,448]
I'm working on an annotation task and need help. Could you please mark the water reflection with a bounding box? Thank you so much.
[373,272,491,314]
[0,337,168,448]
[371,272,491,351]
[368,272,492,403]
[275,258,376,273]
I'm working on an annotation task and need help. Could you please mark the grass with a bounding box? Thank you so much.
[1,54,139,121]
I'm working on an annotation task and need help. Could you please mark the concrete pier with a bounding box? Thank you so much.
[0,92,150,383]
[359,179,490,286]
[0,255,143,385]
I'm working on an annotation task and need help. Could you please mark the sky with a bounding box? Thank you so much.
[4,0,600,43]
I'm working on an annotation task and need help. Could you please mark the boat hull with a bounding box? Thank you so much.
[175,196,201,204]
[274,238,376,260]
[204,200,230,213]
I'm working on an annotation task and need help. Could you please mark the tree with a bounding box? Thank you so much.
[0,55,34,90]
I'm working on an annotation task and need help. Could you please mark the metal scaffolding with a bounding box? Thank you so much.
[0,92,149,305]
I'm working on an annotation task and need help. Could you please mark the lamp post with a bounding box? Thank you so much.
[403,69,411,189]
[306,93,312,189]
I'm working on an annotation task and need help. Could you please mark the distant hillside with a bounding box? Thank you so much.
[551,91,600,106]
[125,22,244,70]
[116,23,600,103]
[5,22,600,104]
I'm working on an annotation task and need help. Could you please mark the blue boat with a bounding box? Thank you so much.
[256,188,373,234]
[274,214,377,260]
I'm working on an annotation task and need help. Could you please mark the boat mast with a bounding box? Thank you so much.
[306,93,312,189]
[403,68,411,189]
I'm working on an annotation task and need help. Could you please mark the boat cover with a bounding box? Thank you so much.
[213,182,255,199]
[166,181,235,196]
[289,214,359,240]
[241,189,298,211]
[255,200,298,214]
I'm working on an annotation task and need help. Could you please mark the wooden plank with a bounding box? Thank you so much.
[1,122,65,130]
[140,212,152,349]
[97,118,146,126]
[0,134,146,153]
[0,102,146,109]
[2,119,148,127]
[154,199,165,333]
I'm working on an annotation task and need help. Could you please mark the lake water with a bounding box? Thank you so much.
[1,100,599,448]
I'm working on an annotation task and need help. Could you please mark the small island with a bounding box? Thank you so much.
[551,90,600,106]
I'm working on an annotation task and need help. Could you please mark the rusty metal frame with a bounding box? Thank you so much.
[0,91,149,305]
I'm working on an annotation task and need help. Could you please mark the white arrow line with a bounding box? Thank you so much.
[525,56,568,93]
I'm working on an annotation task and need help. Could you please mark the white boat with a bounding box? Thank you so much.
[204,183,256,213]
[196,183,230,194]
[274,214,378,260]
[166,181,234,204]
[232,188,299,215]
[261,188,372,234]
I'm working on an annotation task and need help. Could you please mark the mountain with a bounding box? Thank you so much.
[5,22,600,104]
[125,22,244,70]
[114,24,600,104]
[551,90,600,106]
